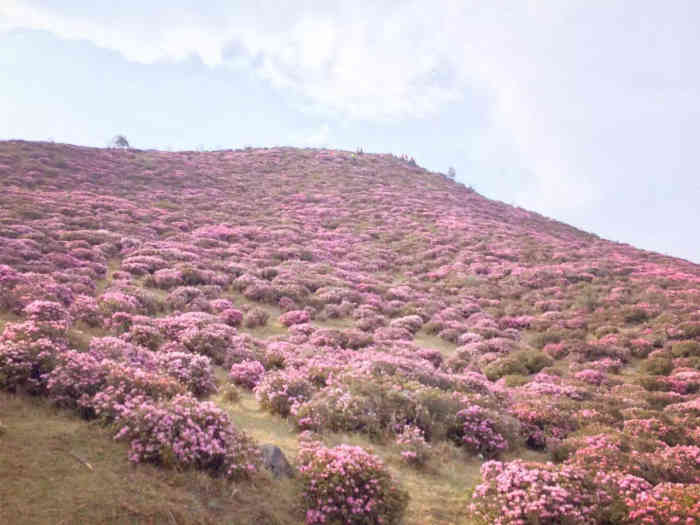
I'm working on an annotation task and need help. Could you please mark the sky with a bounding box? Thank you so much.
[1,1,699,263]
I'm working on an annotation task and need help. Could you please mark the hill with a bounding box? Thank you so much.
[0,140,698,524]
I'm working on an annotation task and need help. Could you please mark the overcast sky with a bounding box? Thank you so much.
[1,1,698,263]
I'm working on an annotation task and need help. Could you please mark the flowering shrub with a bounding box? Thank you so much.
[279,309,310,327]
[23,300,70,327]
[243,307,269,328]
[113,394,259,480]
[298,441,408,525]
[2,319,68,344]
[45,350,106,415]
[574,368,607,386]
[622,417,686,446]
[123,323,163,351]
[229,360,265,390]
[255,368,314,417]
[396,425,431,467]
[640,445,700,484]
[178,323,235,364]
[626,483,700,524]
[91,362,185,422]
[0,338,62,393]
[155,351,217,397]
[98,290,140,315]
[69,294,102,327]
[470,460,603,525]
[455,405,508,458]
[218,308,243,327]
[592,470,652,523]
[152,268,185,289]
[165,286,206,311]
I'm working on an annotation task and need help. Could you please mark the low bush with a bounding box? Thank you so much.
[470,460,603,524]
[45,350,106,416]
[179,323,235,364]
[0,337,62,394]
[255,368,314,417]
[642,357,673,376]
[229,360,265,390]
[113,394,260,480]
[243,307,269,328]
[279,309,310,327]
[298,440,408,525]
[454,405,508,458]
[156,351,217,397]
[626,483,700,524]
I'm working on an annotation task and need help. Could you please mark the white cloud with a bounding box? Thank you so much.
[2,1,699,237]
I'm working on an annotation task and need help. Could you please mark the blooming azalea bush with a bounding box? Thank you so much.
[69,294,102,326]
[0,337,63,394]
[23,300,70,327]
[455,405,508,458]
[91,362,185,422]
[45,349,106,415]
[229,359,265,389]
[113,393,260,480]
[255,368,314,417]
[469,460,603,525]
[243,307,269,328]
[123,323,163,351]
[625,482,700,524]
[155,351,217,397]
[279,309,310,327]
[178,323,235,364]
[218,308,244,327]
[298,440,409,525]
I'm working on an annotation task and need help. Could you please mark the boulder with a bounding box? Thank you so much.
[260,444,294,479]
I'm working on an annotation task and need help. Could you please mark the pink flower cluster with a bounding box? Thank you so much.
[456,405,508,458]
[113,393,259,480]
[625,483,700,524]
[470,460,603,524]
[298,440,408,524]
[229,359,265,389]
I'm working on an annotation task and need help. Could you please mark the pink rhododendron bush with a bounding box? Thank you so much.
[298,439,408,524]
[113,394,259,480]
[625,482,700,524]
[1,140,699,522]
[470,460,604,524]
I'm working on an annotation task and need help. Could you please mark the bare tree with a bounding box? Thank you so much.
[447,166,457,179]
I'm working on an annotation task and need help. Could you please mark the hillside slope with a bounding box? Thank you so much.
[0,140,698,524]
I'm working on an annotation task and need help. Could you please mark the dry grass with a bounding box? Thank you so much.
[319,433,481,525]
[95,258,122,295]
[0,392,303,525]
[309,317,355,330]
[217,391,299,461]
[0,311,21,334]
[216,390,486,525]
[413,330,458,357]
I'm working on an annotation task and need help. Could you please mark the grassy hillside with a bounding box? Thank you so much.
[0,140,698,524]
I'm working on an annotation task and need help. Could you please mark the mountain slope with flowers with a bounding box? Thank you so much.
[0,140,698,524]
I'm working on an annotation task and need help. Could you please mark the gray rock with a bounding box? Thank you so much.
[260,444,295,479]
